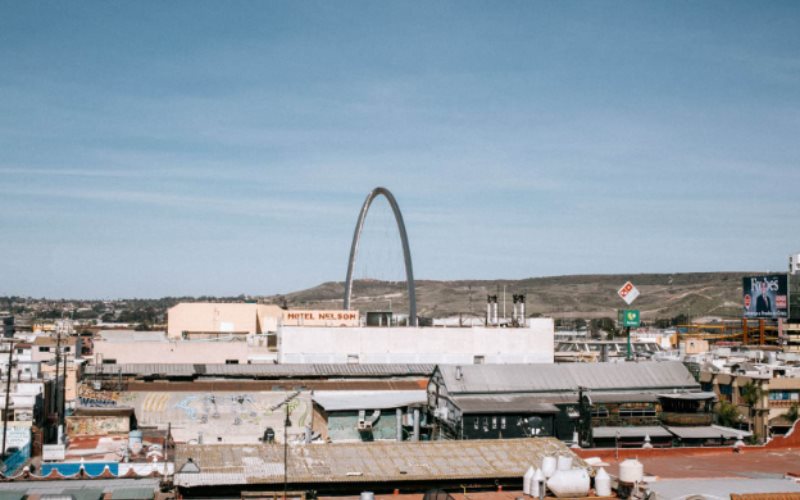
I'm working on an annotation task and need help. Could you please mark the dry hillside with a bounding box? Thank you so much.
[266,272,749,321]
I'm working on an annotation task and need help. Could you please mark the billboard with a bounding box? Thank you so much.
[743,275,788,318]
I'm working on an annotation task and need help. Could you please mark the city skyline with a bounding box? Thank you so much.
[1,1,799,298]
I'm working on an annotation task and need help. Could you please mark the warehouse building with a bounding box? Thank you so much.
[426,361,720,446]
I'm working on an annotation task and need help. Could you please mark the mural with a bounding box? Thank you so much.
[121,391,311,443]
[66,416,130,436]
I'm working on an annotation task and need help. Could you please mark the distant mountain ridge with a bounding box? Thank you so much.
[267,272,750,321]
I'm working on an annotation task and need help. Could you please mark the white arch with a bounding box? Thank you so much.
[343,187,417,326]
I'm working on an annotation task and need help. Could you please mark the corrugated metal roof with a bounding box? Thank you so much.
[649,478,800,500]
[657,391,717,401]
[313,390,427,411]
[452,395,560,414]
[438,361,699,395]
[84,363,435,379]
[592,426,672,439]
[665,425,751,439]
[0,479,160,494]
[174,438,583,487]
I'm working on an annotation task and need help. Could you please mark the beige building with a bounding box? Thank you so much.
[700,370,800,441]
[94,335,277,364]
[167,303,284,339]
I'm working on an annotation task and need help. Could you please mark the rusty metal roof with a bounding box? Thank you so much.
[174,438,582,488]
[84,363,435,379]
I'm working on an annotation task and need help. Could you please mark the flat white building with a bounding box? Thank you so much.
[278,318,554,364]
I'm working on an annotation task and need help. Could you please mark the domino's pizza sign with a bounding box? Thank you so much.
[617,281,640,306]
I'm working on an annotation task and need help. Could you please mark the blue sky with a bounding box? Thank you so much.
[1,1,798,298]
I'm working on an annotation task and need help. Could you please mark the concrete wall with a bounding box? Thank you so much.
[279,319,554,364]
[93,339,277,364]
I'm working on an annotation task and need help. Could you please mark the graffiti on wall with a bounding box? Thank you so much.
[66,416,130,436]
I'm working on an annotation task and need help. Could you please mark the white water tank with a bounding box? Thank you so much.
[556,455,573,471]
[594,468,612,497]
[541,456,557,478]
[523,466,535,495]
[547,469,591,498]
[619,458,644,483]
[531,468,544,498]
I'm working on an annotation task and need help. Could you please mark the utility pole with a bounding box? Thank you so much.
[54,328,61,432]
[2,340,15,458]
[283,403,291,500]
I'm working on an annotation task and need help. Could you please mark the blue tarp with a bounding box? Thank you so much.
[2,443,30,475]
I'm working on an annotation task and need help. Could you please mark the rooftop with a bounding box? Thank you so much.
[436,361,699,395]
[174,438,581,488]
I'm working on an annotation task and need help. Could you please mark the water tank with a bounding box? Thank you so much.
[556,455,573,471]
[594,468,612,497]
[523,466,535,495]
[546,469,590,498]
[768,351,778,365]
[128,430,143,454]
[360,492,375,500]
[541,456,557,478]
[619,458,644,483]
[531,468,544,498]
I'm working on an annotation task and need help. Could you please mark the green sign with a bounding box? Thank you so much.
[622,309,640,327]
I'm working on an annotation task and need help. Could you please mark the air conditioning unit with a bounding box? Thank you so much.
[357,420,373,431]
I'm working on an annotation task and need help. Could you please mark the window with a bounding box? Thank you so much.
[347,354,359,364]
[38,347,50,352]
[500,417,506,429]
[225,359,239,365]
[102,359,116,364]
[473,418,479,430]
[492,417,497,430]
[64,347,70,352]
[591,406,609,418]
[770,391,800,401]
[473,355,485,364]
[482,417,488,432]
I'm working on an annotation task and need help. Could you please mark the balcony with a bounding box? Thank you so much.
[660,412,714,426]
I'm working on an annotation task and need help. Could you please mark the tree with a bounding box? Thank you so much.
[786,404,800,426]
[740,381,765,436]
[716,400,740,428]
[671,313,689,326]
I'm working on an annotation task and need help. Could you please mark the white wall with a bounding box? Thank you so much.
[278,319,554,364]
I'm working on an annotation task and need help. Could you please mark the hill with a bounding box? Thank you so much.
[267,272,749,322]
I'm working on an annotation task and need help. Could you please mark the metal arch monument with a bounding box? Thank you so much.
[343,187,417,326]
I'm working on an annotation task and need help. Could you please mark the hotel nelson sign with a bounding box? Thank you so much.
[281,310,360,326]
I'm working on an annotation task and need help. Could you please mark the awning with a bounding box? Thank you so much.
[592,426,672,439]
[657,391,717,401]
[666,425,751,439]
